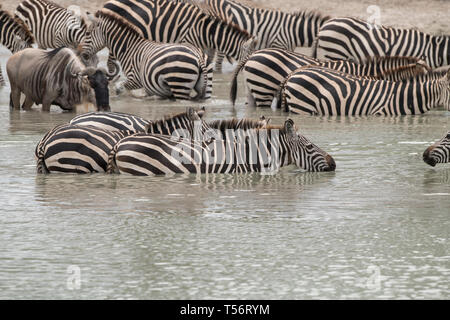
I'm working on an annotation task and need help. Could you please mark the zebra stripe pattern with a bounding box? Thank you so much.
[106,119,336,175]
[0,5,34,86]
[315,17,450,68]
[231,48,430,108]
[83,12,213,100]
[15,0,88,49]
[100,0,256,62]
[70,111,152,132]
[423,131,450,167]
[36,107,210,173]
[206,0,329,71]
[279,65,450,116]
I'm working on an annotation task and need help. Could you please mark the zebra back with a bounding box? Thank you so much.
[70,111,151,132]
[316,17,450,68]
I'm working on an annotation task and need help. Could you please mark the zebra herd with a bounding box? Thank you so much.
[0,0,449,174]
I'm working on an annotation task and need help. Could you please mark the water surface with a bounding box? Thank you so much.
[0,52,448,299]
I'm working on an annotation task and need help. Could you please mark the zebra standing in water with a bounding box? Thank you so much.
[206,0,330,71]
[82,12,212,100]
[99,0,257,74]
[0,5,34,87]
[278,65,450,116]
[315,17,450,68]
[106,119,336,175]
[423,131,450,167]
[231,48,430,108]
[35,107,211,173]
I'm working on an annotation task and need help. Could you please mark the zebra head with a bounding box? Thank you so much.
[283,119,336,172]
[80,14,105,61]
[423,131,450,167]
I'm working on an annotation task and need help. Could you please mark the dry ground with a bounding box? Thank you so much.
[1,0,449,35]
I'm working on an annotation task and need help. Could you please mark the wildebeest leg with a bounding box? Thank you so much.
[10,86,21,109]
[41,97,52,112]
[21,95,34,110]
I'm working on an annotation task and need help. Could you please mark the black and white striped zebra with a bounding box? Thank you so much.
[70,111,152,132]
[423,131,450,167]
[278,65,450,116]
[99,0,257,74]
[206,0,329,71]
[82,11,213,100]
[15,0,88,50]
[315,17,450,68]
[0,5,34,87]
[231,48,430,108]
[106,119,336,175]
[36,107,210,173]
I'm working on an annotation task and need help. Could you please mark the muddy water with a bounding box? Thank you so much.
[0,51,448,299]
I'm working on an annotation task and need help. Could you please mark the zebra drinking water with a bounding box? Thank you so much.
[82,11,213,100]
[106,119,336,175]
[423,131,450,167]
[230,48,430,108]
[278,65,450,116]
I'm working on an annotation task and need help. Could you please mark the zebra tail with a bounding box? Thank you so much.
[35,139,49,174]
[106,143,120,174]
[277,74,291,112]
[312,37,319,59]
[199,55,209,100]
[230,54,250,106]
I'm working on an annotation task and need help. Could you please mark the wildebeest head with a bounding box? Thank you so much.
[67,63,120,111]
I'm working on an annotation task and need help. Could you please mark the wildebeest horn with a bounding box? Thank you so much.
[80,67,97,76]
[104,60,120,80]
[65,61,79,77]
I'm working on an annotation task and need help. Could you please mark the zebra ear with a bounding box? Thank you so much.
[284,119,296,137]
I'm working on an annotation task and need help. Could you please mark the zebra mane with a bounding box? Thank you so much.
[145,108,206,131]
[0,7,34,44]
[292,10,331,23]
[95,10,144,36]
[361,55,430,68]
[208,117,268,130]
[37,0,65,10]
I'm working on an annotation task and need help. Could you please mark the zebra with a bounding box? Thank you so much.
[278,65,450,116]
[70,111,152,132]
[15,0,89,50]
[99,0,257,75]
[205,0,330,71]
[231,48,431,108]
[423,131,450,167]
[315,17,450,69]
[82,11,213,100]
[0,5,34,87]
[106,119,336,175]
[35,107,210,173]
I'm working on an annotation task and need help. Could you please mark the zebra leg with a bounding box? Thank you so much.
[215,52,225,72]
[0,66,5,87]
[246,91,257,108]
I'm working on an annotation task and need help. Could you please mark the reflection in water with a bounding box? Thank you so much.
[0,52,449,299]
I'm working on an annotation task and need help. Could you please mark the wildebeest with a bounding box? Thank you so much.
[7,47,119,111]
